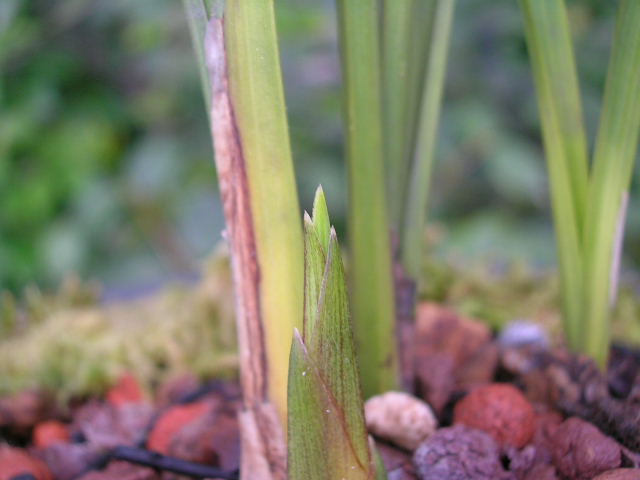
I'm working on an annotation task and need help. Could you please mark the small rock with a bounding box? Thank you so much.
[365,392,437,450]
[453,383,535,448]
[592,469,640,480]
[550,417,621,480]
[73,402,153,449]
[413,425,509,480]
[207,412,240,470]
[456,342,499,388]
[0,445,52,480]
[529,411,563,465]
[33,420,70,449]
[106,373,144,406]
[147,401,212,454]
[505,445,558,480]
[499,320,548,348]
[414,303,494,413]
[376,442,417,480]
[77,460,158,480]
[522,464,558,480]
[37,443,99,480]
[415,353,455,415]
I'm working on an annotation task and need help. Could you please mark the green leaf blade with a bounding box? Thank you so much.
[382,0,416,225]
[336,0,399,398]
[582,0,640,365]
[519,0,589,349]
[400,0,455,283]
[224,0,304,423]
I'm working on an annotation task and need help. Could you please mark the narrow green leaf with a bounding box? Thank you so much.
[382,0,415,225]
[581,0,640,365]
[404,0,437,163]
[400,0,455,283]
[223,0,304,423]
[519,0,589,349]
[336,0,399,398]
[183,0,212,108]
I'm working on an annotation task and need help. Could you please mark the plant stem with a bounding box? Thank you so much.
[582,0,640,366]
[336,0,399,397]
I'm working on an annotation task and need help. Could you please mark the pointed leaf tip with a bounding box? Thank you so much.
[312,186,330,252]
[303,210,313,226]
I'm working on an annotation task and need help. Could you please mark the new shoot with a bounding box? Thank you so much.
[288,187,385,480]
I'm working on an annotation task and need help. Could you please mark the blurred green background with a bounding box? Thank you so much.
[1,0,638,295]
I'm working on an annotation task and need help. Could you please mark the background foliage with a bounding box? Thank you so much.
[2,0,638,295]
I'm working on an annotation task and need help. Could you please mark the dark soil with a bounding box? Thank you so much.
[1,302,639,480]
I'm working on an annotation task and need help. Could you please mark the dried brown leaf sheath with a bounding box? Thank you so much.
[205,17,285,480]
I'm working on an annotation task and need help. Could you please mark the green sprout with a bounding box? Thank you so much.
[520,0,640,366]
[288,186,384,480]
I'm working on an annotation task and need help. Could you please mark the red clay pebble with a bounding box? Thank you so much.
[106,373,143,406]
[593,469,640,480]
[0,445,53,480]
[453,383,535,448]
[550,417,621,479]
[33,420,70,448]
[413,425,510,480]
[147,401,211,454]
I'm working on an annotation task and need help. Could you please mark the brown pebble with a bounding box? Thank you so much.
[550,417,621,480]
[453,383,535,448]
[414,303,493,414]
[413,425,509,480]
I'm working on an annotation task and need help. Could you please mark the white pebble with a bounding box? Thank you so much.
[365,391,438,451]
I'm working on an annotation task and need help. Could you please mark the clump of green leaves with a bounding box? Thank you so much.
[288,187,383,480]
[520,0,640,366]
[335,0,456,396]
